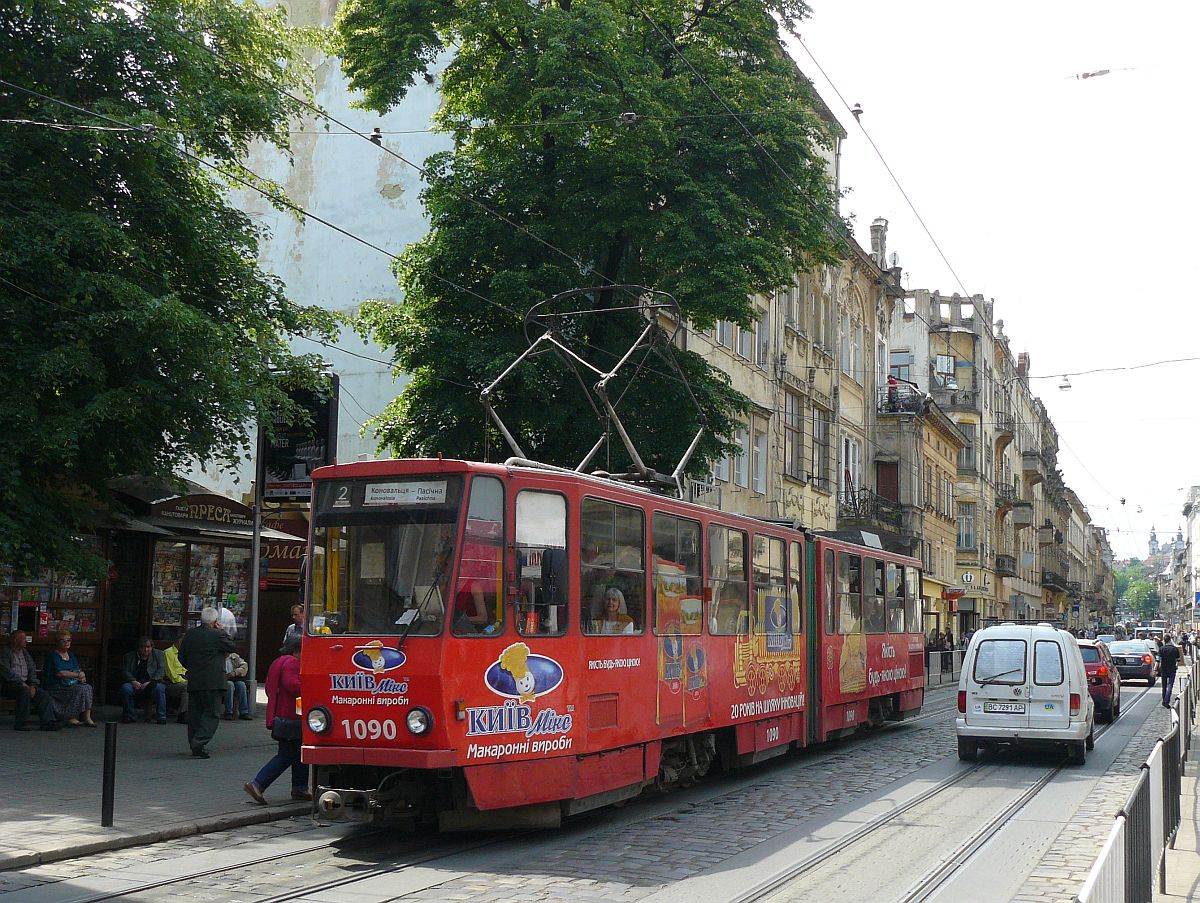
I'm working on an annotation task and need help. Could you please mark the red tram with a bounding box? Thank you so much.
[300,458,926,829]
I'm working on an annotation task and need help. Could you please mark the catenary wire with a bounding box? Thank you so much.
[0,77,521,323]
[119,0,641,305]
[792,35,976,303]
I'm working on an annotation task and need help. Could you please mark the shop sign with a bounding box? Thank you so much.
[150,494,253,528]
[263,512,308,587]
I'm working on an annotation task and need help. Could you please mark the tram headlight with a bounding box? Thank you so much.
[406,706,433,736]
[307,707,332,734]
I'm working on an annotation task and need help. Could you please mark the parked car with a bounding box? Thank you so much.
[956,622,1094,765]
[1078,639,1121,722]
[1107,640,1159,686]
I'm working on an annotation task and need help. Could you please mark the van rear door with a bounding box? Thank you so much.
[965,636,1030,729]
[1027,639,1071,730]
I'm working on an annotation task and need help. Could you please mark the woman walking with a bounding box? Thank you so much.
[243,634,309,804]
[43,630,96,727]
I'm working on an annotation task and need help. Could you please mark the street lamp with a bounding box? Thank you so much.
[1058,375,1071,391]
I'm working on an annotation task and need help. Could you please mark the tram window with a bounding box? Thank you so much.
[864,558,886,634]
[823,548,835,635]
[837,552,862,635]
[453,476,505,636]
[708,524,748,635]
[885,563,904,633]
[753,535,787,636]
[789,541,803,635]
[514,491,568,637]
[581,498,645,634]
[904,566,921,633]
[652,513,703,635]
[308,476,465,637]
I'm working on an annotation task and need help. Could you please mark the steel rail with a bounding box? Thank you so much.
[732,686,1151,903]
[56,826,392,903]
[48,689,962,903]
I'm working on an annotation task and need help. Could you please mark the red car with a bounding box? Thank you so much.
[1079,640,1122,722]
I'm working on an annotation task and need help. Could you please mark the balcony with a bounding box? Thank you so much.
[995,553,1017,577]
[1041,549,1069,591]
[1012,500,1034,529]
[993,412,1015,451]
[1066,581,1082,597]
[996,483,1017,511]
[685,476,721,509]
[929,386,980,414]
[837,488,904,533]
[1041,569,1069,592]
[877,384,926,415]
[1021,450,1045,485]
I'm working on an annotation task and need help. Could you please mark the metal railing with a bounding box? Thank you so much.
[923,649,963,688]
[1077,657,1196,903]
[837,488,904,530]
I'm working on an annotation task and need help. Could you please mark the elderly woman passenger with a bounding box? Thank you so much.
[43,630,96,727]
[590,587,635,635]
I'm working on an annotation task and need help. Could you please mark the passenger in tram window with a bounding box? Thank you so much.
[590,587,635,635]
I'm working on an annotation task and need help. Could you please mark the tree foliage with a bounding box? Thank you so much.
[337,0,846,471]
[0,0,337,576]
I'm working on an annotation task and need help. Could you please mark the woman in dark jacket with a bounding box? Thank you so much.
[243,635,310,804]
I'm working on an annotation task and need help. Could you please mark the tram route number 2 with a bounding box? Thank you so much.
[340,719,398,740]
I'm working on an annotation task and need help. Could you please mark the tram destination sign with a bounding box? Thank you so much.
[364,481,448,507]
[314,475,464,521]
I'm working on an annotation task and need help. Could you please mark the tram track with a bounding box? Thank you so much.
[37,690,965,903]
[52,826,392,903]
[732,685,1154,903]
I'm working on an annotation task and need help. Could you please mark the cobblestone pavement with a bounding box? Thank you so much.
[1012,688,1174,903]
[0,685,1177,903]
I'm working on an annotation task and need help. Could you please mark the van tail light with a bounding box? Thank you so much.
[1096,666,1108,678]
[1143,655,1153,664]
[1070,693,1081,716]
[957,691,966,713]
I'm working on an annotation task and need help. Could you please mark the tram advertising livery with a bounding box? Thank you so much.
[301,458,926,830]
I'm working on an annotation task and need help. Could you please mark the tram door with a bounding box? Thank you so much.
[805,544,832,745]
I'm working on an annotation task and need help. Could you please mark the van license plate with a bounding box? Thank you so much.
[984,702,1026,714]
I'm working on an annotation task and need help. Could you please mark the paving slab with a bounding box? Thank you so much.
[0,691,308,870]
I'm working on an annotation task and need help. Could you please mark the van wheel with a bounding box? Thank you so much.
[957,737,976,761]
[1068,740,1086,765]
[1085,725,1095,751]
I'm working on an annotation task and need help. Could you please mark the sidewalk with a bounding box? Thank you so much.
[0,690,308,870]
[1158,756,1200,901]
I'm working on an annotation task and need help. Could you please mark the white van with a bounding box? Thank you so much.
[955,622,1094,765]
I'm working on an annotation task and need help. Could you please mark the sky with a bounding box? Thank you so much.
[792,0,1200,559]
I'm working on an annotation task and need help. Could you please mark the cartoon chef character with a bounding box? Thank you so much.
[499,642,538,703]
[359,640,387,673]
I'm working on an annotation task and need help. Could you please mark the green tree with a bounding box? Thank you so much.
[337,0,845,470]
[0,0,336,576]
[1125,579,1160,621]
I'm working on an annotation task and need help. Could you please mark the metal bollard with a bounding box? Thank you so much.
[101,721,117,827]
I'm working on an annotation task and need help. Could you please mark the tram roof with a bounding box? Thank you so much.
[313,457,920,563]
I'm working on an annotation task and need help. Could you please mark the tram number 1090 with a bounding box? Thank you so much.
[340,719,398,740]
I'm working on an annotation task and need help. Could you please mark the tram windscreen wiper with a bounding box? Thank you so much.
[977,667,1023,685]
[396,543,451,651]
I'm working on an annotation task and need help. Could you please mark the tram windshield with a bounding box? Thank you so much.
[308,475,464,636]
